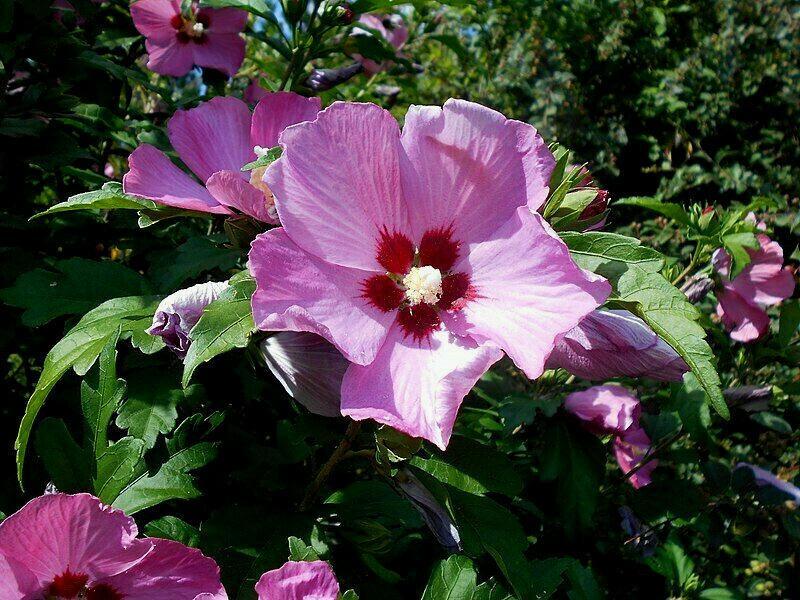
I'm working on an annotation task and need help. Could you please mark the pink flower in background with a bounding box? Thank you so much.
[148,280,229,358]
[614,426,657,489]
[352,14,408,74]
[0,493,226,599]
[249,99,610,448]
[244,76,269,105]
[131,0,247,77]
[712,232,795,343]
[546,309,688,381]
[564,384,640,436]
[255,560,339,600]
[124,93,321,223]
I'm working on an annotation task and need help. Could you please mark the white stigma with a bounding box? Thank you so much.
[191,21,205,35]
[253,145,270,157]
[403,266,443,306]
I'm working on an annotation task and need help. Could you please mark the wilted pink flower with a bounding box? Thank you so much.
[564,384,640,436]
[352,14,408,74]
[614,426,657,489]
[148,280,228,358]
[546,309,688,381]
[255,560,339,600]
[131,0,247,77]
[249,100,610,448]
[712,233,795,343]
[260,331,348,417]
[0,493,226,599]
[124,93,321,222]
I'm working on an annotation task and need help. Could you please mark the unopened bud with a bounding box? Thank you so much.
[680,274,713,303]
[724,386,772,409]
[337,5,355,23]
[395,469,461,552]
[304,62,363,91]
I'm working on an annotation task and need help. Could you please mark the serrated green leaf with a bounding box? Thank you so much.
[422,555,514,600]
[288,536,320,561]
[30,181,155,219]
[616,196,691,225]
[81,333,126,461]
[116,370,184,449]
[95,436,146,503]
[182,276,256,387]
[35,418,92,492]
[144,516,200,547]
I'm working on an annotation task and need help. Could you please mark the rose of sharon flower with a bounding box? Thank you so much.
[131,0,247,77]
[148,281,228,358]
[249,100,610,448]
[352,14,408,74]
[0,492,226,599]
[564,384,640,436]
[255,561,339,600]
[546,309,688,382]
[614,426,657,489]
[124,93,321,223]
[712,232,795,343]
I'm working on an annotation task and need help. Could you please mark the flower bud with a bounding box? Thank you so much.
[680,274,713,303]
[395,469,461,552]
[304,62,364,92]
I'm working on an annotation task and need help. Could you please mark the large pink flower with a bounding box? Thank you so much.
[124,93,321,222]
[0,493,226,599]
[546,309,688,381]
[255,560,340,600]
[352,14,408,75]
[564,384,640,436]
[131,0,247,77]
[712,233,795,343]
[249,100,610,448]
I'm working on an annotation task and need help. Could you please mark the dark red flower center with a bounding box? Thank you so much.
[171,11,211,44]
[47,571,124,600]
[362,227,475,341]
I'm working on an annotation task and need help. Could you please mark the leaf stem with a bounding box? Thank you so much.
[298,420,362,511]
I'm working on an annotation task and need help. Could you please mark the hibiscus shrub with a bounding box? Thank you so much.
[1,0,799,598]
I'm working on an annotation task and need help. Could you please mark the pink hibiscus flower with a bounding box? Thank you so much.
[249,99,610,448]
[131,0,247,77]
[564,384,640,436]
[352,14,409,75]
[712,232,795,343]
[0,492,226,599]
[123,93,321,223]
[255,560,340,600]
[614,425,657,489]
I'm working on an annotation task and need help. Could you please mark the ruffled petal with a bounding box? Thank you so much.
[447,207,610,379]
[249,228,394,365]
[341,323,503,449]
[250,92,322,149]
[168,96,252,183]
[123,144,229,214]
[400,99,555,244]
[255,560,339,600]
[260,332,348,417]
[729,234,795,305]
[264,102,411,270]
[130,0,180,42]
[206,170,277,223]
[191,32,246,78]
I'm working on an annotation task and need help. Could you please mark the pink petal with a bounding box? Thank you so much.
[400,99,555,244]
[341,323,503,449]
[123,144,229,214]
[716,285,771,343]
[131,0,180,42]
[104,538,226,600]
[614,426,657,489]
[264,101,411,270]
[0,554,39,596]
[191,32,246,77]
[255,560,339,600]
[144,37,196,77]
[249,228,394,365]
[250,92,322,150]
[546,309,688,382]
[260,332,347,417]
[564,384,640,436]
[206,170,277,223]
[168,96,253,183]
[201,7,247,33]
[447,207,610,379]
[729,235,795,305]
[0,493,150,586]
[244,78,269,105]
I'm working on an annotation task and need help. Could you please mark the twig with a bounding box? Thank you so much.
[298,420,362,511]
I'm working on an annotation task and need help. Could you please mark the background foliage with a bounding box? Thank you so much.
[1,0,799,597]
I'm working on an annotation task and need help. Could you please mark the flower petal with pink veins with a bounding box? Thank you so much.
[131,0,180,42]
[727,234,795,306]
[191,32,246,78]
[123,144,229,214]
[0,554,39,597]
[249,228,394,365]
[564,384,640,436]
[144,37,196,77]
[400,99,555,243]
[255,560,339,600]
[200,7,247,32]
[447,207,610,380]
[250,92,322,149]
[341,323,504,449]
[260,332,347,417]
[206,170,277,223]
[265,102,410,270]
[0,493,151,587]
[102,538,227,600]
[716,285,771,343]
[168,96,253,183]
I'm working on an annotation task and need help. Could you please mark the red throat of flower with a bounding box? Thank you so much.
[363,227,476,341]
[171,11,211,44]
[48,571,124,600]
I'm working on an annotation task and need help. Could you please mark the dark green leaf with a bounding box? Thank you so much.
[30,181,155,219]
[144,516,201,547]
[94,437,146,503]
[35,418,91,492]
[81,334,126,461]
[616,197,691,225]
